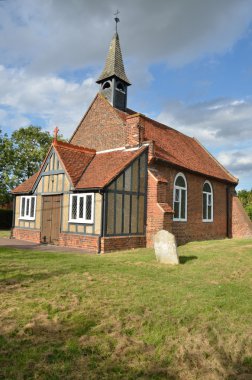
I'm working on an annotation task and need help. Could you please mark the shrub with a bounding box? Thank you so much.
[245,204,252,221]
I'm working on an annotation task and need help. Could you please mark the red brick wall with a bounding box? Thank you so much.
[146,170,173,247]
[101,236,146,253]
[232,196,252,238]
[70,94,127,151]
[125,114,141,147]
[147,163,232,245]
[12,228,41,243]
[58,233,100,253]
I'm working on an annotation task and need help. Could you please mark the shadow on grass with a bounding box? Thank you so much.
[0,270,69,288]
[0,316,251,380]
[179,255,198,264]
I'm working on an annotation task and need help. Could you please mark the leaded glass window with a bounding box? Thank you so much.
[19,196,36,220]
[86,195,92,221]
[71,196,78,220]
[30,197,35,218]
[69,194,94,223]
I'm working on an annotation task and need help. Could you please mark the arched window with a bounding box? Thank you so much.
[173,173,187,221]
[116,82,125,92]
[203,181,213,221]
[102,81,111,90]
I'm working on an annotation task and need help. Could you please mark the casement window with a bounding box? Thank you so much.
[203,181,213,222]
[173,173,187,221]
[69,193,94,224]
[20,196,36,220]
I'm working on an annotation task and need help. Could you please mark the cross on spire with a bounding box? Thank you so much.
[114,10,120,33]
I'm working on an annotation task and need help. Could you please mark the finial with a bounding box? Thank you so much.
[53,126,59,142]
[114,10,120,33]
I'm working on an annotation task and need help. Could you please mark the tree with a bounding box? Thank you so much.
[0,129,13,204]
[10,126,52,185]
[0,126,64,205]
[238,189,252,221]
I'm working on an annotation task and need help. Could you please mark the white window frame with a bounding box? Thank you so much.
[173,172,187,222]
[69,193,94,224]
[202,180,213,222]
[19,196,36,221]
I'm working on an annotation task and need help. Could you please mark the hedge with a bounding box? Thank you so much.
[0,209,13,229]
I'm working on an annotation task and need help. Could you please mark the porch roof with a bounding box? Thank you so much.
[12,141,147,194]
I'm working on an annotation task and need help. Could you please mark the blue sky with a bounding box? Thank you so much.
[0,0,252,189]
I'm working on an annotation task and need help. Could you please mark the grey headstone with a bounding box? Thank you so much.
[154,230,179,265]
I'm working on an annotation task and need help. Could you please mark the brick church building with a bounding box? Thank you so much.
[12,30,252,252]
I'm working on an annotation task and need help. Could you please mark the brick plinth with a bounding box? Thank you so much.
[101,236,146,253]
[232,196,252,238]
[146,170,173,247]
[12,228,41,243]
[58,233,100,253]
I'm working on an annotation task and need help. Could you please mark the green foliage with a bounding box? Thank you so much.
[8,126,53,187]
[0,129,13,204]
[0,126,65,205]
[245,203,252,220]
[238,189,252,220]
[0,239,252,379]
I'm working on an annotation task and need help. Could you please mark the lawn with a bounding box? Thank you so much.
[0,239,252,380]
[0,229,11,238]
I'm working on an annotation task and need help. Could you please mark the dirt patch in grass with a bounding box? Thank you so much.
[166,329,252,380]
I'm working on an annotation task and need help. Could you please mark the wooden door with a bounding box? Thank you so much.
[41,195,61,244]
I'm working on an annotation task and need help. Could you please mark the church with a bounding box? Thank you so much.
[12,27,252,252]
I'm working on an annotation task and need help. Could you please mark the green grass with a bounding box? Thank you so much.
[0,239,252,379]
[0,229,11,238]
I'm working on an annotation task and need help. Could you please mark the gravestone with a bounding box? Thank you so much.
[154,230,179,265]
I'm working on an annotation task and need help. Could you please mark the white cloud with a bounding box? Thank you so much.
[157,98,252,189]
[0,65,97,137]
[157,98,252,147]
[0,0,252,74]
[217,150,252,175]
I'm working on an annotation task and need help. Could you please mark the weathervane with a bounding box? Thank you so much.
[114,10,120,33]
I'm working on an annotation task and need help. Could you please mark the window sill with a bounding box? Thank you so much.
[173,218,187,222]
[68,220,94,225]
[19,217,36,221]
[202,220,213,223]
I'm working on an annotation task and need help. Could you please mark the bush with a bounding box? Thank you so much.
[0,209,13,229]
[245,204,252,221]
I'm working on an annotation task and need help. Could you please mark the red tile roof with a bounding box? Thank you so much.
[12,141,146,193]
[121,113,237,184]
[76,146,147,189]
[12,172,40,194]
[53,140,95,186]
[145,117,237,183]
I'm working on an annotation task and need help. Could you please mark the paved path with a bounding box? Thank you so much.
[0,237,91,254]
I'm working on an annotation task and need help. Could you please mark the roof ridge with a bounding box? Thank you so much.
[138,112,192,137]
[53,140,96,154]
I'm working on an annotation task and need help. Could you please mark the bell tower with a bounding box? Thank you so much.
[96,14,131,111]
